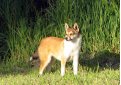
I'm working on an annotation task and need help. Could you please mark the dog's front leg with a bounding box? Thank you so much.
[73,54,79,75]
[61,58,66,76]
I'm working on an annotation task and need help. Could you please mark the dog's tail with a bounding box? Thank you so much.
[30,50,39,61]
[29,50,40,67]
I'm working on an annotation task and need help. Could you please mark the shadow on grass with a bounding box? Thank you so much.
[0,62,33,76]
[80,50,120,71]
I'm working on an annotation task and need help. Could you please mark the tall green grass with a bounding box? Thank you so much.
[46,0,119,53]
[0,0,119,66]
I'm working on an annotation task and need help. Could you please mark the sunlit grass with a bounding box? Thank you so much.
[0,65,119,85]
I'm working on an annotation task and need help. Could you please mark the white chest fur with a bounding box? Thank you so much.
[63,35,82,61]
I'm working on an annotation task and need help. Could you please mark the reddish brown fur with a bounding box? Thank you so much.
[38,37,64,74]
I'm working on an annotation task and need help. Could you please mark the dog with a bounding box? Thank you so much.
[30,23,82,76]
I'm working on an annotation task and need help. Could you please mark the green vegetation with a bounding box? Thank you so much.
[0,67,119,85]
[0,0,119,85]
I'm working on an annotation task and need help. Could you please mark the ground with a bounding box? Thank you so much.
[0,63,119,85]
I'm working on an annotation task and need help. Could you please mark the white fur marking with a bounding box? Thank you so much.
[64,35,81,60]
[73,55,78,75]
[63,35,82,75]
[30,56,33,61]
[61,65,65,76]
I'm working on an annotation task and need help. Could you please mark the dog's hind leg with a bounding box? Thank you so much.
[39,55,51,75]
[46,57,55,72]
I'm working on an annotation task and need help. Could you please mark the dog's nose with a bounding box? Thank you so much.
[65,37,70,41]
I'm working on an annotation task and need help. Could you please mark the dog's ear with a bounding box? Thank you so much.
[65,23,69,30]
[73,23,79,32]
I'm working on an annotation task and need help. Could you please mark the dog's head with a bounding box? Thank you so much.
[65,23,80,41]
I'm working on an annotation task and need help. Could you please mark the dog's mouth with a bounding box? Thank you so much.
[65,35,77,41]
[65,37,73,41]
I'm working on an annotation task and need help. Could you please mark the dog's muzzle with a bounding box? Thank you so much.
[65,37,73,41]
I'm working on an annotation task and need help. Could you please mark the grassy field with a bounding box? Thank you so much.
[0,69,119,85]
[0,0,120,85]
[0,62,120,85]
[0,50,120,85]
